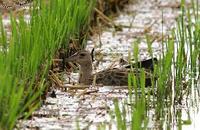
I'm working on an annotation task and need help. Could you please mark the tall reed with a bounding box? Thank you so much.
[113,0,200,129]
[0,0,94,129]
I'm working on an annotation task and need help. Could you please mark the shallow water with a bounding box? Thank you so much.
[16,0,200,130]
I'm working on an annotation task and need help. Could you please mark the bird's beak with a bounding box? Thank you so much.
[65,53,78,62]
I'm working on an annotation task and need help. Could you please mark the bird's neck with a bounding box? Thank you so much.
[79,61,93,84]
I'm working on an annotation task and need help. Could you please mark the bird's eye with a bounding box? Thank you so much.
[80,53,85,57]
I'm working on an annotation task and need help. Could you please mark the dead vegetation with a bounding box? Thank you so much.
[50,0,132,91]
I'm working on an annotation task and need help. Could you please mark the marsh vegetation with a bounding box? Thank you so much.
[0,0,199,130]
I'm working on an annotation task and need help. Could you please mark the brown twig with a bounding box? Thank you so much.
[49,70,63,88]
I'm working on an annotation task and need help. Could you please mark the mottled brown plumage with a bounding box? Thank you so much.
[66,50,154,86]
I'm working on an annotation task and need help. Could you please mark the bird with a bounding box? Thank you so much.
[66,50,157,86]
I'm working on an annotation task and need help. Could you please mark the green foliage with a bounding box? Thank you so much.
[0,0,94,129]
[114,99,127,130]
[113,0,200,129]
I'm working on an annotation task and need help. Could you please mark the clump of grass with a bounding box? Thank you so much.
[113,0,200,129]
[0,0,94,129]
